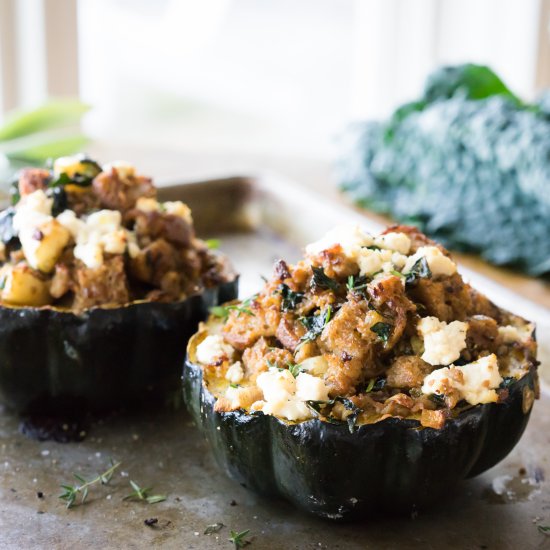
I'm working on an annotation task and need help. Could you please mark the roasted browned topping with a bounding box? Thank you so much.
[0,156,233,311]
[195,225,537,429]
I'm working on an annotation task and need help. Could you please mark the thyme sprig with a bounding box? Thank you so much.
[229,529,251,548]
[59,459,120,509]
[346,274,369,293]
[210,294,258,319]
[123,480,166,504]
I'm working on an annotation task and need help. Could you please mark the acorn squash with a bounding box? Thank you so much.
[0,156,238,414]
[183,224,539,520]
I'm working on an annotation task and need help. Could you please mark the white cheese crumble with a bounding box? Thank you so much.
[12,190,56,270]
[135,197,192,223]
[13,190,53,232]
[102,160,136,179]
[255,368,329,421]
[196,335,234,364]
[373,232,411,255]
[498,324,533,344]
[57,209,137,269]
[356,248,408,277]
[404,246,457,278]
[422,354,502,405]
[305,225,373,258]
[225,361,244,384]
[417,316,468,366]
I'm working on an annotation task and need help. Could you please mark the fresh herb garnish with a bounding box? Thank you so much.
[405,257,431,286]
[210,294,258,319]
[123,480,166,504]
[229,383,239,389]
[370,322,392,343]
[390,269,405,279]
[311,266,338,291]
[538,525,550,535]
[299,306,332,345]
[346,274,369,294]
[59,459,120,509]
[287,363,303,378]
[265,359,279,370]
[229,529,251,548]
[204,522,224,535]
[205,238,221,250]
[277,283,304,312]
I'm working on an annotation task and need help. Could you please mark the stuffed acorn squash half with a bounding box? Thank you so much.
[184,225,538,520]
[0,156,237,414]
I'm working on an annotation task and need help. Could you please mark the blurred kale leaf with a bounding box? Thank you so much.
[338,63,550,277]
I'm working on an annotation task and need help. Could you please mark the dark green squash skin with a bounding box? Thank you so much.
[183,354,537,520]
[0,278,237,414]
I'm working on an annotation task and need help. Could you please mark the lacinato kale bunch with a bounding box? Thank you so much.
[338,64,550,277]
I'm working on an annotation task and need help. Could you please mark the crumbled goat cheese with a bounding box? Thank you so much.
[57,209,136,269]
[135,197,159,213]
[135,197,192,223]
[417,316,468,366]
[196,335,234,364]
[102,160,136,179]
[498,324,533,344]
[295,372,330,402]
[305,225,373,258]
[422,354,502,405]
[255,368,329,421]
[404,246,457,277]
[373,232,411,255]
[225,361,244,384]
[357,248,408,277]
[13,190,55,270]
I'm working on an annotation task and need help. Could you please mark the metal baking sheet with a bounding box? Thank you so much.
[0,176,549,549]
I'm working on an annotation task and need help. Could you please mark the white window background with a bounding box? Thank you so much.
[0,0,548,159]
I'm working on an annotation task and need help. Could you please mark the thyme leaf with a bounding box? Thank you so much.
[311,266,338,291]
[210,294,258,319]
[123,480,166,504]
[287,363,303,378]
[59,459,120,509]
[346,274,369,294]
[229,529,251,548]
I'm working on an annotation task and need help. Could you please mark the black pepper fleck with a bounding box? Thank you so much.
[144,518,158,527]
